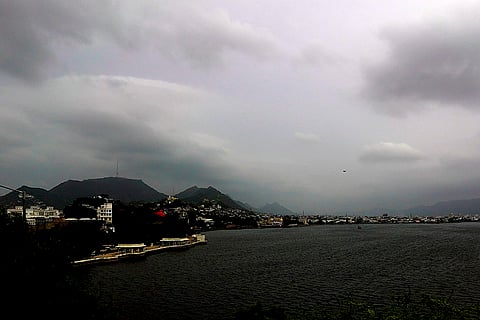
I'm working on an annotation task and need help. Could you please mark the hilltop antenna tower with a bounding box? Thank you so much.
[116,160,119,178]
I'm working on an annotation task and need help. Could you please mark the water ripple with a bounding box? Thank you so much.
[80,223,480,320]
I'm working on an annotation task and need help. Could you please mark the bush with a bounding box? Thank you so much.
[235,292,480,320]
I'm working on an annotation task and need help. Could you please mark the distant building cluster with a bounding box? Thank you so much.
[7,205,61,226]
[6,194,114,228]
[4,193,480,232]
[298,213,480,225]
[258,216,283,228]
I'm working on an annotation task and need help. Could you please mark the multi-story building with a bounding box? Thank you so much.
[7,205,62,226]
[97,200,113,224]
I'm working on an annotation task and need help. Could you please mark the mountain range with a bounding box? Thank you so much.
[0,177,280,213]
[399,198,480,216]
[175,185,245,210]
[258,202,296,215]
[0,177,168,210]
[1,176,480,216]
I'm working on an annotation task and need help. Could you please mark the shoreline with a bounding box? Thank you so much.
[72,237,207,267]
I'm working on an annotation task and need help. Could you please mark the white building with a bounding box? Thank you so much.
[7,205,61,226]
[97,201,113,224]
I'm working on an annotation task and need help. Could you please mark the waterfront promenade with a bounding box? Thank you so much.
[72,234,207,266]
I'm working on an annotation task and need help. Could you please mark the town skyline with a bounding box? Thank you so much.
[4,175,480,217]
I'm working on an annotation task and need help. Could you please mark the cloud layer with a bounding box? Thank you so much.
[359,142,424,164]
[363,5,480,115]
[2,1,480,213]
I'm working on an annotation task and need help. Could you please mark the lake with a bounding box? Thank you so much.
[77,223,480,319]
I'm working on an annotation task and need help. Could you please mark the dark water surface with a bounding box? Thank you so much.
[78,223,480,319]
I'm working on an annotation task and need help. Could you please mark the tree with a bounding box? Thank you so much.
[0,209,116,319]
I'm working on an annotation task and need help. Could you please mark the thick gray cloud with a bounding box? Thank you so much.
[0,76,237,192]
[294,132,321,144]
[0,0,281,83]
[144,4,281,67]
[359,142,424,164]
[0,0,127,82]
[363,6,480,115]
[3,1,480,214]
[292,42,341,67]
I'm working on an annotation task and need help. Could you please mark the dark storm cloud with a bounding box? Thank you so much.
[53,110,232,185]
[5,1,480,213]
[0,0,126,83]
[0,112,35,152]
[362,9,480,115]
[55,113,161,156]
[388,155,480,208]
[0,1,280,83]
[0,75,241,195]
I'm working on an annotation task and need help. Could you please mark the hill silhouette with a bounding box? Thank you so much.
[3,176,480,216]
[50,177,167,207]
[400,197,480,216]
[259,202,295,215]
[0,186,57,209]
[0,177,168,209]
[175,186,245,209]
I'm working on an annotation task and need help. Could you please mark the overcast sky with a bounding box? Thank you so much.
[2,0,480,214]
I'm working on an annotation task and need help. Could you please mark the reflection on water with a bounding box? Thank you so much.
[79,223,480,320]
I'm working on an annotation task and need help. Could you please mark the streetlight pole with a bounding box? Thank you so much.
[0,184,27,222]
